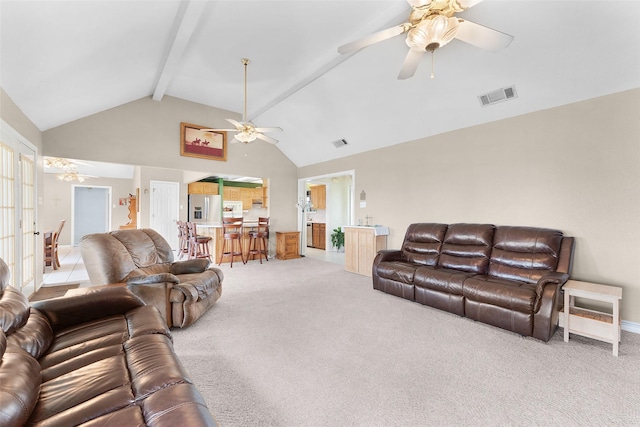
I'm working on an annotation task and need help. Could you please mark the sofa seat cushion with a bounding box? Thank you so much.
[176,270,222,300]
[463,275,537,314]
[375,261,420,284]
[0,342,42,427]
[414,266,472,295]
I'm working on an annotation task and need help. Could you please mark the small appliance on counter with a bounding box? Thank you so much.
[223,200,243,218]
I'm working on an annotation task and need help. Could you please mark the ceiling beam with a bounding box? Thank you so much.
[249,5,410,121]
[152,0,208,102]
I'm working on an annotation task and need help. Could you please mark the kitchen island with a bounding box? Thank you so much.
[194,221,265,264]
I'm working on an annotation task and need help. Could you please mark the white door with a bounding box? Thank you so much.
[18,143,36,295]
[150,180,179,249]
[73,186,110,245]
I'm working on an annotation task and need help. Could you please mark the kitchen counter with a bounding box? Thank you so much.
[343,225,389,236]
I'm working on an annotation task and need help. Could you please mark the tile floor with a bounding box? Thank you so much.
[43,244,345,288]
[42,245,91,287]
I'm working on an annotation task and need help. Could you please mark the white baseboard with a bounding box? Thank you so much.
[622,320,640,334]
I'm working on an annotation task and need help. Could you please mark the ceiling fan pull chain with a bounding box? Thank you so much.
[430,50,435,79]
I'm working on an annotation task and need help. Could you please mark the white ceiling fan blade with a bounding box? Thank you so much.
[226,118,243,128]
[456,0,485,10]
[338,24,408,54]
[455,19,514,52]
[256,133,279,145]
[254,126,282,133]
[230,136,242,144]
[200,128,237,132]
[397,49,424,80]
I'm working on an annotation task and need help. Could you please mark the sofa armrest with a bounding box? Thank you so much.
[374,250,403,264]
[31,286,144,331]
[534,272,569,311]
[126,273,180,285]
[170,259,210,275]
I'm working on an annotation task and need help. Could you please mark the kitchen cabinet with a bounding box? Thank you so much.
[222,186,242,202]
[240,188,253,210]
[276,231,300,260]
[344,226,387,277]
[312,223,326,250]
[188,182,218,195]
[309,185,326,210]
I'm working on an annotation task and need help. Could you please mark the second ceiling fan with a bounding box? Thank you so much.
[338,0,514,79]
[203,58,282,144]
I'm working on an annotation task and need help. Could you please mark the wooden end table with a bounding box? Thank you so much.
[563,279,623,356]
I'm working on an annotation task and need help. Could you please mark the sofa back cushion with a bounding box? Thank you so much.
[81,229,174,285]
[401,224,448,266]
[489,226,564,284]
[438,224,495,274]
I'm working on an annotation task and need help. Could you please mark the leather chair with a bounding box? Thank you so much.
[80,228,223,328]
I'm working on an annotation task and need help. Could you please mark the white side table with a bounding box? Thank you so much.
[563,280,623,356]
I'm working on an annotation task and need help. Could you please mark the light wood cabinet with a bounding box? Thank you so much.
[309,185,326,210]
[240,188,253,210]
[344,226,387,277]
[276,232,300,260]
[188,182,218,194]
[223,186,242,201]
[312,223,326,250]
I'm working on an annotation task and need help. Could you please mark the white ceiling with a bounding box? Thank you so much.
[1,1,639,168]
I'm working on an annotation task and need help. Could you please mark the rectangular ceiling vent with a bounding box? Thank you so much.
[478,85,518,107]
[332,138,348,148]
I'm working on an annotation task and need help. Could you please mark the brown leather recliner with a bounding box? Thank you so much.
[0,256,217,426]
[80,228,223,328]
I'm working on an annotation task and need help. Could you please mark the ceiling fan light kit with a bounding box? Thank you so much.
[338,0,514,80]
[202,58,282,145]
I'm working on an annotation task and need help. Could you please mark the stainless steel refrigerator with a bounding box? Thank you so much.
[188,194,222,224]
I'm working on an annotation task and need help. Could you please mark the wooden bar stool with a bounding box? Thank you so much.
[177,221,189,260]
[219,217,246,267]
[187,222,212,261]
[248,217,269,264]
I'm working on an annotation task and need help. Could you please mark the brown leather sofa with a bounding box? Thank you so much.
[0,257,217,426]
[80,229,222,328]
[372,223,575,341]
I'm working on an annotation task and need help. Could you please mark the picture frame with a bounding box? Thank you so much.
[180,122,227,161]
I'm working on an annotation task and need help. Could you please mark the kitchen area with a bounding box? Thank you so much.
[305,184,327,251]
[187,177,270,263]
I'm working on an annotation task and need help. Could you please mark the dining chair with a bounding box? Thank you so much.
[44,219,65,270]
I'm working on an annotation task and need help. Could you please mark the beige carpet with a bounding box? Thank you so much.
[171,257,640,426]
[29,283,79,301]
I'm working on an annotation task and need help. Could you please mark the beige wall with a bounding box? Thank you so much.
[1,88,42,148]
[42,174,135,245]
[42,95,299,234]
[299,89,640,324]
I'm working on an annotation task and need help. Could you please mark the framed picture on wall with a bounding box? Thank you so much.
[180,122,227,161]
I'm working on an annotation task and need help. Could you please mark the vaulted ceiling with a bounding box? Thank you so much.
[1,1,639,167]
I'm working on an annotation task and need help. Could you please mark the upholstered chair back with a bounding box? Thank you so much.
[401,223,448,266]
[80,229,174,286]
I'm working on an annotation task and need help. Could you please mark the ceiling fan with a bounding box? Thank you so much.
[202,58,282,144]
[338,0,514,80]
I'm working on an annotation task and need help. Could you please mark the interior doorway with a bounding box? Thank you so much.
[73,186,111,245]
[297,170,354,262]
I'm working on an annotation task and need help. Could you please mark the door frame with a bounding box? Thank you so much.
[0,119,39,296]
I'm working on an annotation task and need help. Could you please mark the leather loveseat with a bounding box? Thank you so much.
[0,257,217,426]
[80,229,222,328]
[372,223,575,341]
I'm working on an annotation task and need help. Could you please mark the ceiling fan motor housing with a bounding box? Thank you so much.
[406,14,459,52]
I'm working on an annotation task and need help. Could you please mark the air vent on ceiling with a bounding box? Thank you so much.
[332,138,348,148]
[478,85,518,107]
